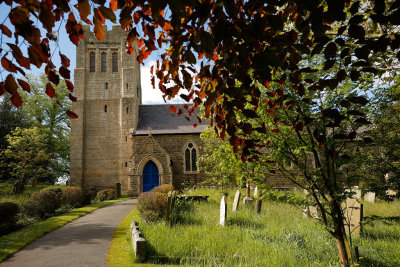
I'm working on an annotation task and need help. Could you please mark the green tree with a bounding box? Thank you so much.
[2,127,52,193]
[21,74,71,183]
[0,96,29,181]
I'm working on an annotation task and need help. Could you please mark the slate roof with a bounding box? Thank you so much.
[133,104,209,135]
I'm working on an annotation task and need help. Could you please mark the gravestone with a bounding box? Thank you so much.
[115,183,121,198]
[343,186,363,236]
[243,181,253,205]
[254,187,259,198]
[232,190,241,211]
[255,199,262,213]
[364,192,376,202]
[220,196,227,226]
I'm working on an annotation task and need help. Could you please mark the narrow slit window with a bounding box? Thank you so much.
[112,52,118,72]
[126,83,128,90]
[89,52,95,72]
[105,83,108,89]
[137,85,139,97]
[125,162,128,167]
[101,52,106,72]
[104,105,107,112]
[126,107,129,114]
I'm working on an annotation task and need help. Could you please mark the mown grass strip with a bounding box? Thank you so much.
[107,207,139,267]
[0,198,129,262]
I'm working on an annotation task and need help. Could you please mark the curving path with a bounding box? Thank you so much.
[1,199,137,267]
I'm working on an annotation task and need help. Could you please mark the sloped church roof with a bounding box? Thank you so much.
[133,104,209,135]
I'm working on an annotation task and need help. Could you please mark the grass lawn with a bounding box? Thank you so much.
[113,188,400,266]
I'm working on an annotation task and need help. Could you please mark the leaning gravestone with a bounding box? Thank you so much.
[343,186,363,237]
[232,190,241,211]
[220,196,227,226]
[243,181,254,206]
[364,192,375,202]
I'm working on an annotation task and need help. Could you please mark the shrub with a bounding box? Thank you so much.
[152,184,175,194]
[96,189,117,201]
[83,189,98,205]
[137,192,168,222]
[61,187,84,208]
[22,190,61,219]
[0,202,20,236]
[0,202,19,225]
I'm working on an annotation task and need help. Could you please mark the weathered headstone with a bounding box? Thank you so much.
[255,199,262,213]
[343,186,363,236]
[254,186,259,198]
[220,196,227,226]
[115,182,121,198]
[232,190,241,211]
[364,192,376,202]
[243,181,253,205]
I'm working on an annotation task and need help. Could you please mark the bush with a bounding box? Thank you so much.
[83,189,98,205]
[0,202,19,225]
[137,192,168,222]
[96,189,117,201]
[152,184,175,194]
[0,202,20,236]
[61,187,84,208]
[22,190,61,219]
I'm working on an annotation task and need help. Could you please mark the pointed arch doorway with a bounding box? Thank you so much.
[143,160,159,192]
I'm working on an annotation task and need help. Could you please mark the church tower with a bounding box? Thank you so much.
[70,25,141,192]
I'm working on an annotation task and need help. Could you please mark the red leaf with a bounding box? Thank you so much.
[0,24,12,38]
[39,0,56,32]
[10,94,23,107]
[241,154,246,163]
[177,108,183,116]
[193,123,197,128]
[8,43,30,69]
[272,129,279,134]
[1,57,17,73]
[162,21,172,31]
[17,79,30,92]
[47,70,60,85]
[66,80,74,92]
[169,105,176,112]
[45,82,56,98]
[59,53,70,67]
[76,0,91,21]
[5,74,19,95]
[59,65,71,79]
[274,118,279,125]
[66,110,79,119]
[94,20,106,41]
[94,8,105,24]
[109,0,117,11]
[69,93,77,102]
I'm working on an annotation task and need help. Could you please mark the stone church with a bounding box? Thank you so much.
[70,26,207,196]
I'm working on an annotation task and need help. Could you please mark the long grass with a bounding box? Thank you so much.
[133,188,400,266]
[0,198,129,262]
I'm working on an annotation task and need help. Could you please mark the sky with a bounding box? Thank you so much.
[0,5,170,105]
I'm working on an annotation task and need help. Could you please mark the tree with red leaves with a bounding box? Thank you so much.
[1,0,400,265]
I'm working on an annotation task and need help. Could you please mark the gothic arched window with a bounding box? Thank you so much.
[101,52,106,72]
[89,52,95,72]
[184,142,198,173]
[112,52,118,72]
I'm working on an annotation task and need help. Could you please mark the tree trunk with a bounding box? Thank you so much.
[331,201,349,267]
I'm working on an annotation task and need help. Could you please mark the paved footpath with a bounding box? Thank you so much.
[1,198,137,267]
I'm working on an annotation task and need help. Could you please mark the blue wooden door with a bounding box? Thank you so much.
[143,161,159,192]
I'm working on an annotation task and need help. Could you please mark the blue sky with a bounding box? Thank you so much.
[0,4,170,104]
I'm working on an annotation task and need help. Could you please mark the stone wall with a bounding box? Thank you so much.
[70,26,141,191]
[128,134,205,195]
